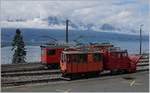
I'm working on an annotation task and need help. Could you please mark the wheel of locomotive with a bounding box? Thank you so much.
[117,69,123,74]
[51,64,57,69]
[85,74,89,79]
[122,69,129,74]
[69,73,75,80]
[110,69,118,75]
[94,71,100,77]
[42,64,48,69]
[85,73,89,79]
[61,72,66,77]
[46,64,52,69]
[129,69,136,73]
[46,64,59,69]
[88,72,93,78]
[56,64,60,69]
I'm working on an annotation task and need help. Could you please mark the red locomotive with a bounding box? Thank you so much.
[60,46,141,79]
[40,44,69,68]
[60,49,103,79]
[102,47,141,73]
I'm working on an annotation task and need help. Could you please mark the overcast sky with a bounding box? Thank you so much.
[1,0,149,34]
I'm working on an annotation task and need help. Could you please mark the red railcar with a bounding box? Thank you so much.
[60,46,141,79]
[102,47,141,73]
[60,50,103,79]
[90,45,141,73]
[41,44,69,68]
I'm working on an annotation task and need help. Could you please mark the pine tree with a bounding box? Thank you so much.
[11,29,26,63]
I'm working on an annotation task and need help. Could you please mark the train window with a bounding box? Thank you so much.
[74,54,78,63]
[120,53,123,58]
[123,53,127,57]
[120,53,126,58]
[66,54,71,63]
[118,53,121,58]
[61,54,65,62]
[68,54,77,63]
[65,54,70,62]
[47,49,56,55]
[61,54,63,62]
[79,54,87,63]
[62,54,68,62]
[41,49,45,55]
[93,53,102,61]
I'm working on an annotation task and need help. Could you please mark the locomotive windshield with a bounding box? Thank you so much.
[93,53,102,61]
[68,54,87,63]
[61,53,66,62]
[79,54,87,62]
[62,53,87,63]
[41,48,45,55]
[47,49,56,55]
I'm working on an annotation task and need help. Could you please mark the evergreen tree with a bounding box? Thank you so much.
[11,29,26,63]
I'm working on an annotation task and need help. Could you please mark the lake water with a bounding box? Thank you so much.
[1,40,149,64]
[1,46,41,64]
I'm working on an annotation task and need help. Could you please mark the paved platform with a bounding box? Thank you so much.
[2,71,149,92]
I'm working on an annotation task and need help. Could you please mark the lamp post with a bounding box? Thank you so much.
[66,19,69,43]
[139,24,143,55]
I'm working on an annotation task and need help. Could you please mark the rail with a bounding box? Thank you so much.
[1,53,149,87]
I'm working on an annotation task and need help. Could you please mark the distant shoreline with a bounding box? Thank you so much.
[1,45,41,48]
[1,27,149,36]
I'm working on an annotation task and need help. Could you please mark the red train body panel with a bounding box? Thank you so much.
[40,44,69,68]
[92,45,142,72]
[60,50,103,77]
[103,50,131,71]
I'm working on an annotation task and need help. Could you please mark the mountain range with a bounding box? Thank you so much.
[4,16,140,34]
[1,28,148,47]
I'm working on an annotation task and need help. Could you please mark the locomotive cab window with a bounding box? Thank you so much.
[122,52,127,57]
[117,53,121,58]
[70,54,78,63]
[61,54,63,61]
[61,53,67,62]
[93,53,102,61]
[68,54,87,63]
[79,54,87,63]
[47,49,56,55]
[41,49,45,55]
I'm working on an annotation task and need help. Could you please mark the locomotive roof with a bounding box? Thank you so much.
[40,44,70,48]
[109,49,128,53]
[62,50,101,54]
[93,44,113,47]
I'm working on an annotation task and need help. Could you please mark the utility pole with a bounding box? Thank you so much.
[139,24,143,55]
[66,19,69,43]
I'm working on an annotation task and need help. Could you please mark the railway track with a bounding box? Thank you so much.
[1,63,46,73]
[1,54,149,73]
[2,74,62,87]
[1,62,148,77]
[1,69,61,77]
[1,64,149,87]
[1,54,149,87]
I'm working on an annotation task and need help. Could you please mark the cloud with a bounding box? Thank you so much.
[1,0,149,34]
